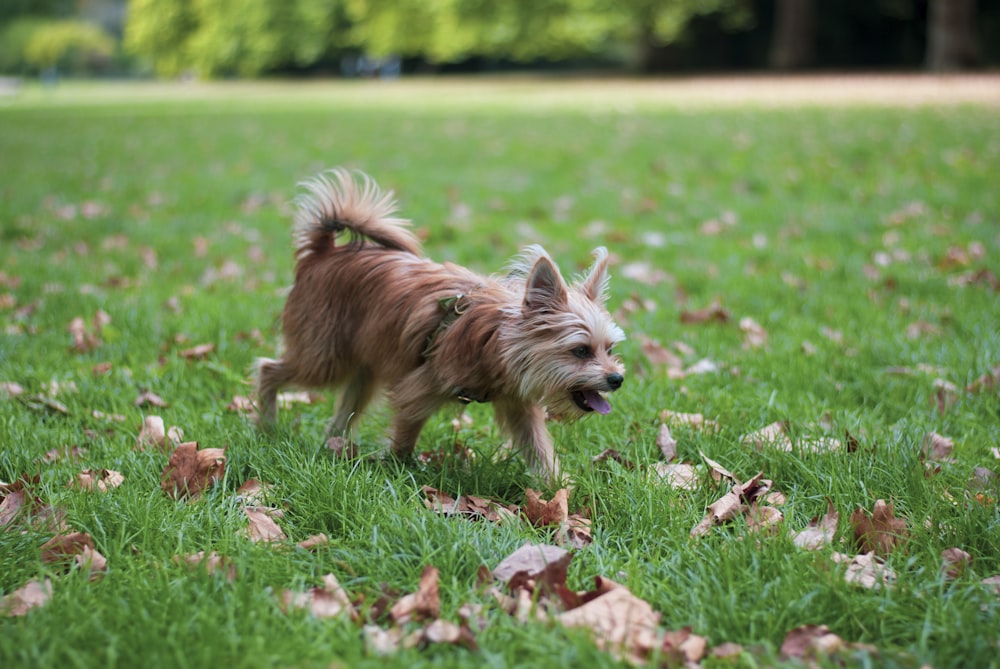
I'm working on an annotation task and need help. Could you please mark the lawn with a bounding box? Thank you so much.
[1,76,999,668]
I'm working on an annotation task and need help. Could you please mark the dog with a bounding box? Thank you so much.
[255,169,625,483]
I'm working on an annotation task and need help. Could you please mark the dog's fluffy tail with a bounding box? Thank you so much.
[292,168,421,259]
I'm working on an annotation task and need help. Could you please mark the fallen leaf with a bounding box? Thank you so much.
[680,300,730,324]
[559,586,662,665]
[282,573,355,619]
[941,547,972,580]
[746,504,784,533]
[175,551,237,581]
[235,478,273,506]
[524,488,569,527]
[930,378,959,414]
[966,365,1000,394]
[780,624,845,659]
[591,449,636,469]
[226,395,255,413]
[793,500,839,550]
[921,432,954,461]
[651,462,698,490]
[40,531,107,577]
[421,618,478,650]
[389,565,440,624]
[325,436,358,459]
[656,423,677,461]
[135,415,184,452]
[1,381,25,398]
[297,533,329,550]
[160,442,226,499]
[178,343,215,360]
[639,336,682,369]
[363,625,408,655]
[0,579,52,617]
[741,421,792,451]
[243,506,286,542]
[492,542,571,588]
[71,468,124,492]
[850,499,908,556]
[739,316,768,349]
[134,391,168,408]
[833,551,895,589]
[559,514,593,549]
[660,410,719,432]
[41,446,87,463]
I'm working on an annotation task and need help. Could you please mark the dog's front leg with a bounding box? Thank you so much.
[493,399,562,485]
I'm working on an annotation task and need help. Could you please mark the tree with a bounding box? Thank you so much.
[125,0,342,77]
[926,0,982,71]
[769,0,815,69]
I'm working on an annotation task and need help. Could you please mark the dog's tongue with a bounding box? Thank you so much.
[584,391,612,415]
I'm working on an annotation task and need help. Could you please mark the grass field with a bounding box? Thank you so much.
[1,76,999,668]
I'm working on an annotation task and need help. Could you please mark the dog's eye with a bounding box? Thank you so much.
[572,345,593,359]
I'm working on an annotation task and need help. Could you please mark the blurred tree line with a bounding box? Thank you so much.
[0,0,995,78]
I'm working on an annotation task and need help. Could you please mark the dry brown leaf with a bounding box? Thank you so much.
[226,395,255,413]
[746,504,784,533]
[72,468,124,492]
[134,391,168,408]
[41,445,87,463]
[282,573,355,620]
[592,449,636,469]
[680,300,730,324]
[741,421,792,451]
[967,365,1000,394]
[661,410,719,432]
[833,551,895,589]
[1,381,25,398]
[40,531,107,577]
[639,337,682,370]
[691,490,744,536]
[921,432,954,461]
[656,423,677,462]
[780,624,845,659]
[297,533,330,550]
[793,500,839,550]
[492,542,571,588]
[389,565,440,624]
[160,442,225,499]
[135,415,180,452]
[0,487,27,528]
[931,378,960,414]
[243,506,286,542]
[421,618,478,650]
[739,316,768,349]
[235,478,273,506]
[698,450,736,482]
[524,488,569,527]
[559,514,593,549]
[175,550,237,581]
[559,586,663,665]
[363,625,408,655]
[850,499,908,556]
[941,547,972,580]
[1,578,52,617]
[650,462,699,490]
[178,343,215,360]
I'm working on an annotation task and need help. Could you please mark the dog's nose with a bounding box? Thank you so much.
[606,373,623,390]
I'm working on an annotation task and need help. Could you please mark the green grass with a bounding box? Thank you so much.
[1,78,999,668]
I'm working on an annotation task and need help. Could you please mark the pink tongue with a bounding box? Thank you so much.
[584,391,611,415]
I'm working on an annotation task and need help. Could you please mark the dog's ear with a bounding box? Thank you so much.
[580,247,610,305]
[524,256,568,310]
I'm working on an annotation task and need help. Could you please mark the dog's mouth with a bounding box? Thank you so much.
[572,390,612,415]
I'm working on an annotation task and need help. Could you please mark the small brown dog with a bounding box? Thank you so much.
[256,169,625,482]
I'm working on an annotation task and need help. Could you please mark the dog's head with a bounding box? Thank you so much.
[501,246,626,419]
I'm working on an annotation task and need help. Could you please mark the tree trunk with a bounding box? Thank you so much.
[927,0,982,71]
[769,0,815,70]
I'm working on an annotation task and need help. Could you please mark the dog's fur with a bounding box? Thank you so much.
[256,169,625,482]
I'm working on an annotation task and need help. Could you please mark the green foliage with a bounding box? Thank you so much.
[0,18,115,74]
[125,0,342,77]
[122,0,755,77]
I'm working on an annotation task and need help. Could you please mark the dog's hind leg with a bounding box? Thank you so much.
[387,368,445,459]
[255,357,296,429]
[327,368,376,438]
